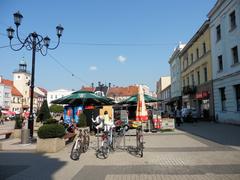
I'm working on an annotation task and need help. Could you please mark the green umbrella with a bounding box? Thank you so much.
[51,90,114,106]
[118,94,161,105]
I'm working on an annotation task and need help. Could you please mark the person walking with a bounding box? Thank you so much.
[175,107,181,127]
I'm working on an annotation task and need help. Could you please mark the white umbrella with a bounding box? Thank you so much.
[136,85,148,122]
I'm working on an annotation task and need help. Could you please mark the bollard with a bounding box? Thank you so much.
[21,129,30,144]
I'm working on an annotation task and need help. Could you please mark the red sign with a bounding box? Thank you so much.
[196,91,209,99]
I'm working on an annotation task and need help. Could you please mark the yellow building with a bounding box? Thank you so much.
[179,20,214,120]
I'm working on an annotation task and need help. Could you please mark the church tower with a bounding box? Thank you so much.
[13,59,31,109]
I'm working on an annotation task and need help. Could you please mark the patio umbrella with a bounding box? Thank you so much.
[118,93,161,105]
[1,110,16,116]
[136,85,148,122]
[51,90,114,106]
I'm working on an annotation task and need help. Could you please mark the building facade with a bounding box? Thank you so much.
[13,60,31,110]
[47,89,73,106]
[179,20,214,120]
[169,43,185,108]
[208,0,240,124]
[0,77,11,110]
[156,76,171,110]
[159,85,171,113]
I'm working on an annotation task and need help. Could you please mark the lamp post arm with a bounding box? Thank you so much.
[9,39,25,51]
[40,47,48,56]
[47,37,60,50]
[16,26,25,44]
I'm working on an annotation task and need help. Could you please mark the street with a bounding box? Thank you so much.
[0,122,240,180]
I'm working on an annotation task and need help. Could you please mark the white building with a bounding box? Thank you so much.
[208,0,240,124]
[0,77,11,110]
[47,89,74,106]
[168,43,185,107]
[13,60,31,110]
[156,76,171,110]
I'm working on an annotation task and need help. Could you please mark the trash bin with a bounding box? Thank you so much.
[21,129,30,144]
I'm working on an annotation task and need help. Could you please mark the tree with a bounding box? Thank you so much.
[37,100,51,123]
[49,104,64,113]
[77,113,87,127]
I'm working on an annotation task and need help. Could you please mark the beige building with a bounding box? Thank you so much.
[156,76,171,110]
[179,20,214,120]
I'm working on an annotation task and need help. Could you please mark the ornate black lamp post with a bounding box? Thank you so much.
[7,11,64,138]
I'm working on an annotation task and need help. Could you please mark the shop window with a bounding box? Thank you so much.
[235,84,240,111]
[220,87,226,111]
[216,25,221,41]
[229,10,236,30]
[232,46,239,64]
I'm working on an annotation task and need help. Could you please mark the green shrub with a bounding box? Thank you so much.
[37,100,51,123]
[15,115,23,129]
[77,113,87,127]
[37,124,65,139]
[43,119,58,124]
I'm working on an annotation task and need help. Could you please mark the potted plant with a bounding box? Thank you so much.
[36,120,66,153]
[13,115,23,138]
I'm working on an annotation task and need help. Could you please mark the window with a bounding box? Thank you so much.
[191,53,193,64]
[232,46,239,64]
[218,55,223,71]
[55,95,57,99]
[183,79,185,87]
[203,42,206,54]
[197,71,200,85]
[51,95,53,99]
[204,67,208,82]
[220,88,226,111]
[187,77,190,86]
[229,11,236,30]
[18,75,21,79]
[196,48,199,59]
[191,74,194,85]
[216,25,221,41]
[235,84,240,111]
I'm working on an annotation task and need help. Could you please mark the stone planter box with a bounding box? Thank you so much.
[13,129,21,138]
[37,137,65,153]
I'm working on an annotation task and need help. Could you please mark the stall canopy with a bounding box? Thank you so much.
[51,90,115,106]
[118,93,161,105]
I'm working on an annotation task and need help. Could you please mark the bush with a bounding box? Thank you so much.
[38,124,65,139]
[15,115,23,129]
[43,119,58,124]
[77,113,87,127]
[37,100,51,123]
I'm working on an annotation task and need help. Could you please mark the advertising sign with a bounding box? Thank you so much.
[73,106,83,123]
[64,106,73,124]
[161,118,175,130]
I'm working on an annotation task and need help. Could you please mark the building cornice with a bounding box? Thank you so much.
[179,20,210,57]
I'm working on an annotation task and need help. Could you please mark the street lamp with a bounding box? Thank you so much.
[7,11,64,138]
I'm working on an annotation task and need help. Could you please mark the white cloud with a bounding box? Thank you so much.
[117,55,127,63]
[89,66,97,71]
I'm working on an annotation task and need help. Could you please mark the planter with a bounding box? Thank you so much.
[37,137,65,153]
[13,129,22,138]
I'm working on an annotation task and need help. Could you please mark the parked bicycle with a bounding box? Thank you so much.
[127,125,144,157]
[70,128,90,160]
[96,125,116,159]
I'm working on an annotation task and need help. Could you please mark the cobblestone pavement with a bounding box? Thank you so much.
[0,122,240,180]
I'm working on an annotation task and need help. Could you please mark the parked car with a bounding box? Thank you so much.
[181,108,198,122]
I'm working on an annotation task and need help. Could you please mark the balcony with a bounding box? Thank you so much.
[182,85,197,95]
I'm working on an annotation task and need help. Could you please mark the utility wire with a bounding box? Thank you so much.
[48,53,90,86]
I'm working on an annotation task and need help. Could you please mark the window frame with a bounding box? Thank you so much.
[229,10,236,30]
[216,25,221,41]
[232,46,239,64]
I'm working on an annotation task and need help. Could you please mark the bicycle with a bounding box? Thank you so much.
[96,125,116,159]
[83,129,90,152]
[70,129,84,160]
[127,126,144,158]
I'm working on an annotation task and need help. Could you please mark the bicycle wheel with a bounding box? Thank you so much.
[102,142,109,158]
[70,141,81,160]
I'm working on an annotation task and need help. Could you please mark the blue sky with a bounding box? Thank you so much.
[0,0,216,92]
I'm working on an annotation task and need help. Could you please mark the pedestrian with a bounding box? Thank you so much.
[0,110,4,125]
[175,107,181,127]
[103,111,114,132]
